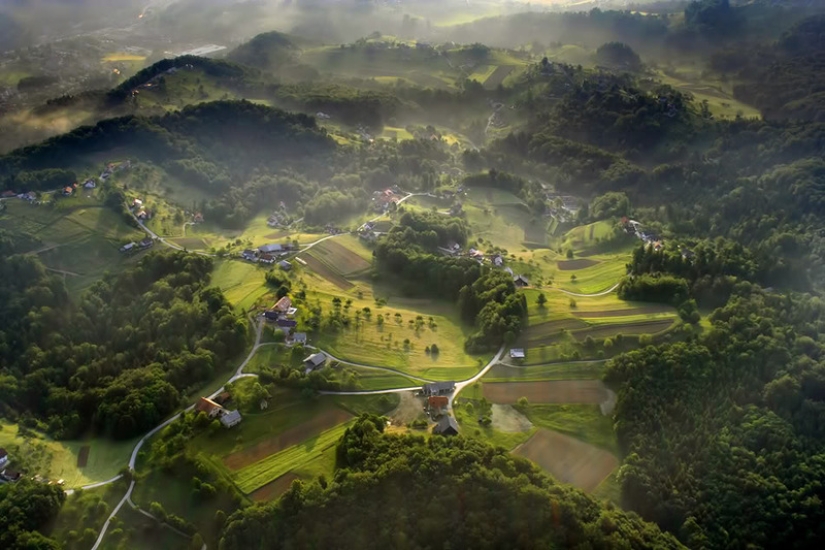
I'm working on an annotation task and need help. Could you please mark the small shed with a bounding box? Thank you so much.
[509,348,525,360]
[513,275,530,288]
[278,260,292,271]
[195,397,223,418]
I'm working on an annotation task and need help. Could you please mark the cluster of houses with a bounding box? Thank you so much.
[241,243,296,266]
[267,202,291,228]
[130,198,151,221]
[195,396,243,428]
[2,190,37,202]
[101,161,131,181]
[419,382,460,436]
[622,218,663,251]
[371,188,400,213]
[264,296,307,345]
[120,238,154,254]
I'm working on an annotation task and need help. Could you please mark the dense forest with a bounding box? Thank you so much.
[0,250,247,439]
[220,415,683,550]
[605,284,825,548]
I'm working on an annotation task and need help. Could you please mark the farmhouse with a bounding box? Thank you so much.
[291,332,307,345]
[0,448,8,467]
[492,255,504,267]
[1,190,15,198]
[242,249,258,262]
[276,319,298,330]
[428,395,449,414]
[195,397,223,418]
[84,179,96,189]
[131,198,142,209]
[220,410,243,428]
[513,275,530,288]
[120,242,136,253]
[0,469,21,482]
[139,238,154,249]
[509,348,526,360]
[422,381,455,397]
[259,243,285,254]
[433,416,459,436]
[303,352,327,372]
[259,254,276,265]
[62,186,73,196]
[273,296,292,313]
[278,260,292,271]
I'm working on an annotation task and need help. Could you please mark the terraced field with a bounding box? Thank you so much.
[307,239,371,276]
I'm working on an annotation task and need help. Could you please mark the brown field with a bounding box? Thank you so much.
[484,65,515,89]
[557,259,599,270]
[249,473,300,502]
[77,446,90,468]
[515,429,618,492]
[171,237,206,250]
[571,306,673,318]
[483,380,609,404]
[528,318,590,333]
[223,408,352,470]
[309,240,370,276]
[570,319,674,341]
[266,231,289,240]
[299,253,353,290]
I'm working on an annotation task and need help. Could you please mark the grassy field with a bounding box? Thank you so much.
[210,259,269,311]
[0,197,147,290]
[333,365,422,390]
[103,53,147,62]
[0,420,136,487]
[484,361,606,382]
[307,286,486,380]
[657,68,761,120]
[524,403,619,455]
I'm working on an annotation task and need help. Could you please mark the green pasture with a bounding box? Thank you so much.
[334,365,421,390]
[453,384,536,450]
[0,420,136,488]
[484,361,606,382]
[0,198,146,290]
[656,69,761,120]
[210,259,269,311]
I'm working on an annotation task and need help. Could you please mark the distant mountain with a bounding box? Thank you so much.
[0,13,23,52]
[226,31,301,72]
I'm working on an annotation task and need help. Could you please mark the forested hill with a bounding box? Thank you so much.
[0,249,248,439]
[220,416,684,550]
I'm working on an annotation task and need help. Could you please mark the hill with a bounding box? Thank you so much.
[220,415,684,550]
[226,31,301,73]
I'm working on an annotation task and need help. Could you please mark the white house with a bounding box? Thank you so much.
[0,448,9,468]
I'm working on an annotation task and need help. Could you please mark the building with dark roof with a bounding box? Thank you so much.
[433,416,459,436]
[422,381,455,396]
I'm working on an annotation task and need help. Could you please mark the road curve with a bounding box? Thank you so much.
[88,319,265,550]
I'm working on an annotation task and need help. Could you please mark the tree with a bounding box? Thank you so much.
[536,293,547,308]
[192,533,205,549]
[430,344,439,355]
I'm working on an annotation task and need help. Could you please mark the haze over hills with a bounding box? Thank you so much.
[3,1,825,550]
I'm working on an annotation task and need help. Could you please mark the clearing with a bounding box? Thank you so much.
[482,380,611,405]
[515,429,619,492]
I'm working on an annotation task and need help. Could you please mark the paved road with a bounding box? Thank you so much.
[89,319,264,550]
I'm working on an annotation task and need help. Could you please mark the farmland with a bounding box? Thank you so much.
[306,239,371,276]
[515,429,618,492]
[484,361,606,382]
[0,197,146,290]
[483,65,516,89]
